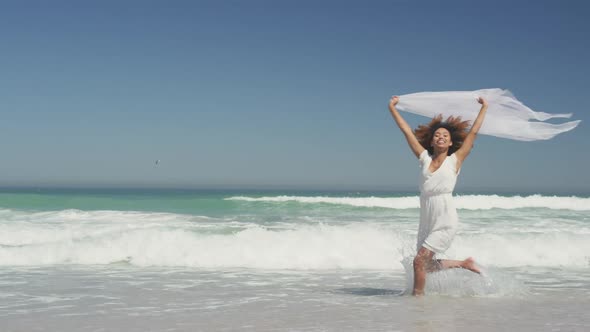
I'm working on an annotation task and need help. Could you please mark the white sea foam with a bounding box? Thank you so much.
[0,221,405,269]
[453,233,590,268]
[0,209,588,269]
[226,194,590,211]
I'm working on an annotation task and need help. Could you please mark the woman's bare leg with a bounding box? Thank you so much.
[432,257,481,274]
[412,247,435,296]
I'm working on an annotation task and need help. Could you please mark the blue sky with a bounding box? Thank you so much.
[1,0,588,192]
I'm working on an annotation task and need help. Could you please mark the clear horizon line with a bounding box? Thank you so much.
[0,184,588,196]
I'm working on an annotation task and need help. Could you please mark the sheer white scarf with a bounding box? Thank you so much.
[396,88,580,141]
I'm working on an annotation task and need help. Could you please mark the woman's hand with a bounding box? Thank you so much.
[389,96,400,110]
[477,97,488,107]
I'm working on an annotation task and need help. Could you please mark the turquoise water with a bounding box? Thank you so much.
[0,188,419,215]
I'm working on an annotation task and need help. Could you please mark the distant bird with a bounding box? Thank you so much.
[154,160,160,167]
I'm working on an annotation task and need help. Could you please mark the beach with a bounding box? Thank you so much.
[1,189,589,331]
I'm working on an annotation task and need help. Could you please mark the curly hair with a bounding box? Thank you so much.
[414,115,471,155]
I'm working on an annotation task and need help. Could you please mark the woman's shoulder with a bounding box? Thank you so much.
[419,149,430,162]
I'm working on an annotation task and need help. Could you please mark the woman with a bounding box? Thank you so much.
[388,95,488,296]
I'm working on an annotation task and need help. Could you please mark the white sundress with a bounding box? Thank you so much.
[417,150,460,254]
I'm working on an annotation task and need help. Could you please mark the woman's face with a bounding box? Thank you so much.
[431,127,452,150]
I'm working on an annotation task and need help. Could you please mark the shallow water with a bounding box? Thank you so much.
[1,265,589,331]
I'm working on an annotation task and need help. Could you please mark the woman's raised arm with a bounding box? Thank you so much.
[455,97,488,163]
[388,96,425,158]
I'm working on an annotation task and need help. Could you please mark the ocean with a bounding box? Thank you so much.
[0,188,589,331]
